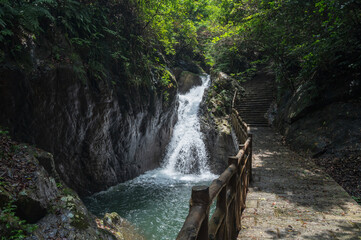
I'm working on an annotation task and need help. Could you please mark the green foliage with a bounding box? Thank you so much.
[2,0,359,97]
[0,201,37,239]
[203,0,361,96]
[352,196,361,205]
[0,129,9,136]
[206,74,242,117]
[153,65,176,102]
[0,0,56,40]
[0,0,152,86]
[137,0,211,59]
[56,183,62,190]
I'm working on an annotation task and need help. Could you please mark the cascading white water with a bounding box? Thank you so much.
[161,75,213,178]
[84,74,216,240]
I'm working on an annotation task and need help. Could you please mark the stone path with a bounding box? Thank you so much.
[237,127,361,240]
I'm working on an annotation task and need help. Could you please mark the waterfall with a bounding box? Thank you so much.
[84,74,216,240]
[161,75,213,178]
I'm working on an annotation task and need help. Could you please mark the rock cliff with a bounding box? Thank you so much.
[0,45,178,197]
[272,78,361,156]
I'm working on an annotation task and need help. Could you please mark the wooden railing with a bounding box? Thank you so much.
[176,108,252,240]
[231,108,250,144]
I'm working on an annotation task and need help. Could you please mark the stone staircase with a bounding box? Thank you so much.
[234,71,274,127]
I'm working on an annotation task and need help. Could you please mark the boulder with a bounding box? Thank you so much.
[100,212,145,240]
[178,71,202,93]
[199,73,239,174]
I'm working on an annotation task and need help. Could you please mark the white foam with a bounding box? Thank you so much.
[161,75,216,180]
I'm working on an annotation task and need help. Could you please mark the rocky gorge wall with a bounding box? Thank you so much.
[199,72,240,174]
[0,50,178,197]
[270,79,361,156]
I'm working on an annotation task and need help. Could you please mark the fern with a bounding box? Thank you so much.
[34,0,57,5]
[18,4,54,32]
[88,60,107,81]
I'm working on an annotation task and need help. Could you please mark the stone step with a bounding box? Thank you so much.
[244,88,273,91]
[244,94,272,98]
[238,110,268,113]
[240,98,273,101]
[242,115,268,119]
[237,102,271,105]
[237,110,269,113]
[246,123,269,127]
[241,118,268,122]
[239,115,267,118]
[237,110,268,113]
[243,123,269,126]
[239,98,273,101]
[237,74,274,127]
[237,103,271,106]
[244,89,274,93]
[242,87,274,91]
[242,117,267,121]
[244,87,275,93]
[237,105,270,108]
[237,106,270,109]
[243,95,273,99]
[236,105,271,109]
[243,96,273,99]
[237,106,270,110]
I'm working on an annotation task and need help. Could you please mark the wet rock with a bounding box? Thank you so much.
[104,212,123,226]
[99,212,145,240]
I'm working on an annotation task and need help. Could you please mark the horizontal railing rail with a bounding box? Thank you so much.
[177,108,252,240]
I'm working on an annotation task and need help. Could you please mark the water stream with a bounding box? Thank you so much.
[84,75,216,240]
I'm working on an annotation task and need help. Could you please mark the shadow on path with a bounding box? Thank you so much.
[238,127,361,239]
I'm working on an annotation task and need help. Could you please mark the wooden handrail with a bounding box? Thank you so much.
[177,108,253,240]
[231,90,237,109]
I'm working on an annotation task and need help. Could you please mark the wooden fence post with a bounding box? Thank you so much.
[240,154,247,212]
[191,186,209,240]
[215,186,227,239]
[228,156,240,237]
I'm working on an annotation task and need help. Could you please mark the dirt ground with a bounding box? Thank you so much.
[313,144,361,205]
